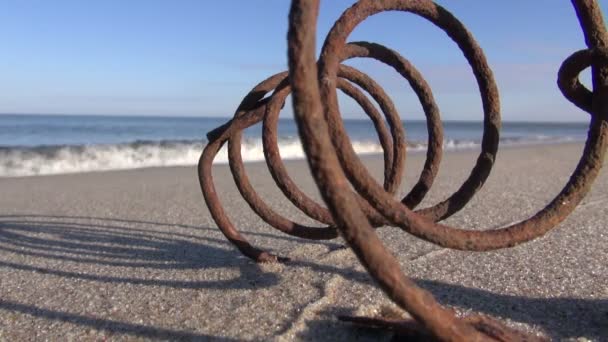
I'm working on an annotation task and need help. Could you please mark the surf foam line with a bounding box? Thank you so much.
[0,136,579,177]
[0,138,384,177]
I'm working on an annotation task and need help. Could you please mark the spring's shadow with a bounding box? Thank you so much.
[419,279,608,340]
[0,299,237,341]
[296,266,608,340]
[0,214,301,339]
[0,214,331,289]
[1,215,606,340]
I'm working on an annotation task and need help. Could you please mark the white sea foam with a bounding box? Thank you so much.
[0,135,580,177]
[0,139,385,177]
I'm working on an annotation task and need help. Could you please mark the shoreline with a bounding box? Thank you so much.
[0,142,606,340]
[0,140,588,180]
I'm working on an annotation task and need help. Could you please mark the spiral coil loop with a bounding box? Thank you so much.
[199,0,607,339]
[198,40,447,261]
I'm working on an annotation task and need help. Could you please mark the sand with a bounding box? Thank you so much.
[0,143,606,341]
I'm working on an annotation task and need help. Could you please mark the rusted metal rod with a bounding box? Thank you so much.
[198,0,607,339]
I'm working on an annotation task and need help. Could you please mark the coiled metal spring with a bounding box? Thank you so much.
[198,0,607,340]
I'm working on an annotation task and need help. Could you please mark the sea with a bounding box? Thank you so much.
[0,114,588,177]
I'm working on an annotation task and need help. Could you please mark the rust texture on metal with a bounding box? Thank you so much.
[198,0,607,340]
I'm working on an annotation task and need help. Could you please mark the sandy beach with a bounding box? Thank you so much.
[0,143,606,341]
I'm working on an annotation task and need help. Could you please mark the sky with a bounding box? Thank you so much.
[0,0,606,122]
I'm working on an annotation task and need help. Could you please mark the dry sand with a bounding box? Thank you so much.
[0,143,606,341]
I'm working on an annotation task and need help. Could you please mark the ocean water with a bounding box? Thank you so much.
[0,114,588,177]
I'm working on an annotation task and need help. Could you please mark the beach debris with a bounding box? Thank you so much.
[198,0,607,340]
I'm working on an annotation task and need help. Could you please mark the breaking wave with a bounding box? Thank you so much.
[0,135,581,177]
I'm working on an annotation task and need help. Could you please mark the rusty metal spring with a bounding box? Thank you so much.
[198,0,607,340]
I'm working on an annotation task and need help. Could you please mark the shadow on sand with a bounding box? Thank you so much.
[0,214,605,340]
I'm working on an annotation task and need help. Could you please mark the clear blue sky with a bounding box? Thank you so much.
[0,0,605,121]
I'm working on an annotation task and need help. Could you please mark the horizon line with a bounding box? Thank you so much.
[0,112,589,124]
